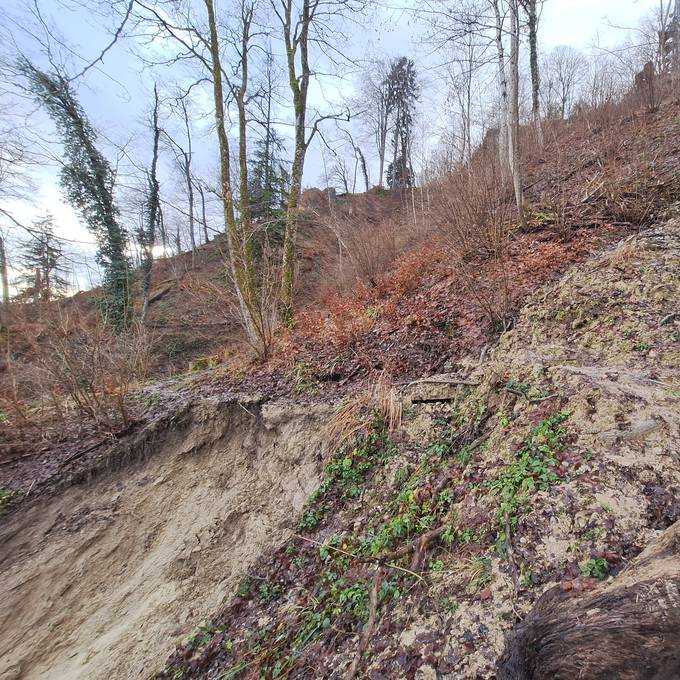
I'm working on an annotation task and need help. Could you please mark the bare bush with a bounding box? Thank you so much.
[313,193,420,293]
[184,243,280,359]
[429,154,513,259]
[32,316,151,429]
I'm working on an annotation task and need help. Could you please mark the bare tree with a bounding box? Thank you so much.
[205,0,269,353]
[542,45,587,118]
[173,95,197,253]
[520,0,542,143]
[356,59,393,187]
[444,28,489,166]
[0,231,9,323]
[508,0,525,225]
[271,0,361,320]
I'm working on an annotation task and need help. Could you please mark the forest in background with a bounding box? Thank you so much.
[1,0,679,437]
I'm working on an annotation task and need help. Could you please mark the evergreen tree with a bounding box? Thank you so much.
[16,214,69,302]
[19,59,132,331]
[385,57,419,190]
[247,129,289,236]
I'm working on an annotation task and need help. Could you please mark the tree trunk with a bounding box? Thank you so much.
[493,0,511,175]
[509,0,526,227]
[524,0,543,145]
[0,234,10,327]
[204,0,264,353]
[196,181,209,243]
[673,0,680,92]
[280,0,311,323]
[357,146,370,192]
[141,84,161,324]
[377,125,387,188]
[179,99,197,255]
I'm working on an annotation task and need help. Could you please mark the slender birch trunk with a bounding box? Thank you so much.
[492,0,511,175]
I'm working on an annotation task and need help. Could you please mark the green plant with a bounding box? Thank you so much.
[259,581,283,602]
[291,362,315,394]
[439,596,460,614]
[186,623,215,651]
[336,581,371,622]
[0,490,18,515]
[466,557,492,594]
[430,559,445,572]
[299,508,322,530]
[139,391,161,408]
[235,576,251,599]
[455,444,475,467]
[580,558,609,580]
[0,411,9,424]
[489,412,571,529]
[505,379,550,401]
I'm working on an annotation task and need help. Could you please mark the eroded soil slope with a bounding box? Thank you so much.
[157,215,679,679]
[0,399,332,680]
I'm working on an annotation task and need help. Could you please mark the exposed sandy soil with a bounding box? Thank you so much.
[0,398,333,680]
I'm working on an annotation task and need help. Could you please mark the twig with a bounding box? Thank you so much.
[346,567,382,680]
[373,526,447,564]
[504,512,521,596]
[504,387,559,404]
[0,450,47,467]
[25,479,36,498]
[293,535,424,582]
[660,311,679,326]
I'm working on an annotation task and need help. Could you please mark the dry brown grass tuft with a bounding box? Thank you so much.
[326,372,402,449]
[607,236,643,266]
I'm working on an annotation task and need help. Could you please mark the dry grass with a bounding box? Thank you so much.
[607,236,644,266]
[326,372,402,449]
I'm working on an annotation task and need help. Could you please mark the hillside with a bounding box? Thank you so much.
[1,203,677,680]
[1,94,680,680]
[150,211,679,680]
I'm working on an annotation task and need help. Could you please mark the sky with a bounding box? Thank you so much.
[0,0,662,291]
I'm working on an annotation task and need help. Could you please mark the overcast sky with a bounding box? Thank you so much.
[0,0,661,289]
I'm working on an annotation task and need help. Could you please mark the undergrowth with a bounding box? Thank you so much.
[159,403,579,680]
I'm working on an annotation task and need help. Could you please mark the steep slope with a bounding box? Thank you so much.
[0,399,332,680]
[156,212,679,679]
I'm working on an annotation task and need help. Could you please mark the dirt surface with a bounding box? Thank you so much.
[0,398,333,680]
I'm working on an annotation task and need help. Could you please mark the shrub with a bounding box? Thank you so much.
[33,314,151,429]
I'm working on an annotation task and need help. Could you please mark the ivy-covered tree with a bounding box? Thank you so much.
[19,59,132,330]
[138,84,162,323]
[15,214,69,302]
[386,57,419,190]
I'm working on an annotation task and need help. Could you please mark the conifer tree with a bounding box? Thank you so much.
[16,215,69,302]
[385,57,419,190]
